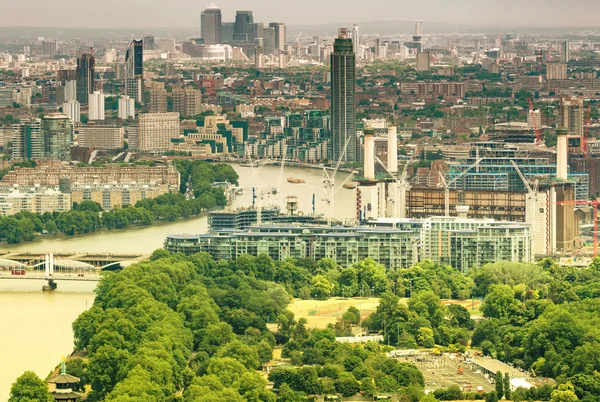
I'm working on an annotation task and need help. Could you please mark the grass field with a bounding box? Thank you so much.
[287,297,484,329]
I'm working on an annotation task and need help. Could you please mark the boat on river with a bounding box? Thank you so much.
[287,177,306,184]
[343,182,357,189]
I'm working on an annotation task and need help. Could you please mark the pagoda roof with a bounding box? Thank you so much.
[47,372,80,384]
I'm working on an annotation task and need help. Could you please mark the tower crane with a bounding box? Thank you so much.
[248,156,273,225]
[510,160,539,251]
[322,135,352,226]
[438,158,484,216]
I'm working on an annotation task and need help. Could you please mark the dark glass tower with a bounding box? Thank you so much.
[75,53,95,105]
[125,40,144,103]
[330,28,357,163]
[234,11,253,42]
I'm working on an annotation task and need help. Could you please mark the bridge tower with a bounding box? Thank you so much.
[43,253,57,291]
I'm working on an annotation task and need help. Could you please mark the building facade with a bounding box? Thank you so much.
[172,87,202,117]
[40,114,73,161]
[70,182,170,210]
[75,54,95,105]
[201,3,222,45]
[88,91,105,121]
[118,96,135,120]
[77,126,124,150]
[12,118,42,160]
[0,187,71,216]
[125,40,144,103]
[137,113,180,153]
[0,165,180,193]
[331,28,357,163]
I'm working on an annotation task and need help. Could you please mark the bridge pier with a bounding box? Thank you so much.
[42,279,57,291]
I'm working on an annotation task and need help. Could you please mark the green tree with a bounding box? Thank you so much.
[334,372,360,397]
[550,382,579,402]
[482,285,520,319]
[504,372,511,400]
[9,371,53,402]
[495,371,504,400]
[311,275,334,300]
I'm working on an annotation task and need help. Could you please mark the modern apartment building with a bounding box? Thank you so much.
[331,28,357,163]
[165,217,532,270]
[0,187,71,216]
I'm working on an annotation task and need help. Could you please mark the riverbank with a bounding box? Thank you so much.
[0,210,211,248]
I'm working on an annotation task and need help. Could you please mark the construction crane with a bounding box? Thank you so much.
[322,136,352,226]
[556,199,599,256]
[510,160,539,248]
[529,98,543,146]
[438,158,484,216]
[248,157,274,225]
[276,143,288,205]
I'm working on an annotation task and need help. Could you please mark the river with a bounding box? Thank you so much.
[0,164,355,398]
[0,280,96,400]
[1,164,357,254]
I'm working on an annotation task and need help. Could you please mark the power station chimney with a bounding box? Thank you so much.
[387,126,398,173]
[556,128,569,180]
[456,204,470,219]
[363,128,375,181]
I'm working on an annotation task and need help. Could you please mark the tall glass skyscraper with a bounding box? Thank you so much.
[201,3,222,45]
[125,40,144,103]
[75,53,95,105]
[330,28,357,163]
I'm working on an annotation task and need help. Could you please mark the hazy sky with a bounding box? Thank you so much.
[4,0,600,29]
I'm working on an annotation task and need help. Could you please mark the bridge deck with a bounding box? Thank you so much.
[0,274,101,282]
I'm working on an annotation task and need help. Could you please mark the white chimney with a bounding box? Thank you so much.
[456,204,470,219]
[556,128,568,180]
[387,125,398,173]
[364,129,375,181]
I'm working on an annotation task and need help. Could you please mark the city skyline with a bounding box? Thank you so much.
[3,0,600,29]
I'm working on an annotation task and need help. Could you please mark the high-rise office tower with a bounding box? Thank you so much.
[41,114,73,161]
[149,88,168,113]
[63,101,80,124]
[75,53,95,105]
[234,11,253,42]
[221,22,235,43]
[561,40,570,63]
[268,23,286,53]
[413,21,423,53]
[263,27,276,54]
[559,96,584,138]
[125,40,144,103]
[330,28,357,163]
[118,96,136,120]
[12,118,42,160]
[201,3,222,45]
[351,25,359,55]
[89,91,105,121]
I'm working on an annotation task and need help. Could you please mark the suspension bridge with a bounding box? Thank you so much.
[0,252,149,290]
